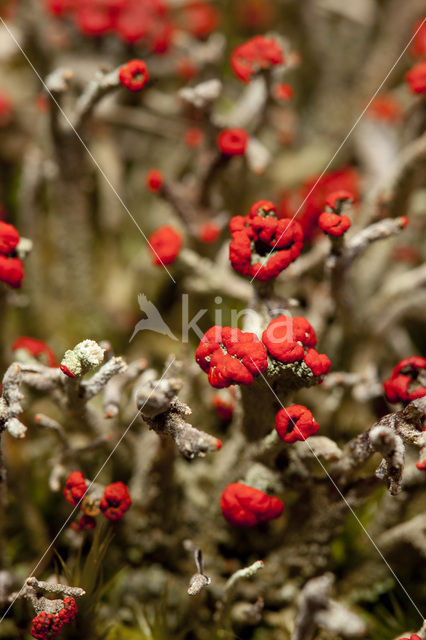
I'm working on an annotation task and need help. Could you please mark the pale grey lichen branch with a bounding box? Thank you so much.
[26,577,85,598]
[74,66,121,128]
[291,573,366,640]
[81,356,127,400]
[370,425,405,496]
[332,396,426,494]
[344,216,408,265]
[60,339,105,378]
[34,413,112,491]
[11,576,85,616]
[378,513,426,560]
[103,358,147,418]
[0,364,27,438]
[185,543,211,596]
[224,561,264,594]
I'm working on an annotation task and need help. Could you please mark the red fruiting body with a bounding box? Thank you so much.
[325,190,354,213]
[119,59,149,91]
[195,326,268,388]
[318,211,351,237]
[303,348,332,377]
[59,364,76,378]
[417,457,426,471]
[248,199,276,217]
[400,636,422,640]
[279,167,359,241]
[12,337,58,367]
[383,356,426,403]
[182,1,220,38]
[0,254,24,288]
[71,514,97,531]
[100,481,132,520]
[231,35,283,83]
[57,597,78,624]
[63,471,87,505]
[220,482,283,527]
[274,83,293,101]
[184,127,204,148]
[146,169,164,193]
[0,92,13,126]
[406,60,426,94]
[43,0,179,54]
[367,95,402,122]
[31,611,63,640]
[217,128,248,155]
[0,220,20,253]
[410,18,426,58]
[262,316,331,377]
[199,222,220,243]
[75,2,115,36]
[275,404,319,443]
[211,386,236,420]
[0,220,24,288]
[148,225,182,265]
[229,200,303,281]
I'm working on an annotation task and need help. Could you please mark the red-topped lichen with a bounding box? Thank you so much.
[318,190,354,237]
[367,95,403,122]
[71,514,97,531]
[318,212,351,237]
[279,167,359,241]
[274,83,293,101]
[0,221,24,288]
[406,60,426,94]
[383,356,426,403]
[262,315,330,380]
[211,386,236,420]
[0,221,20,254]
[146,169,164,193]
[12,337,58,367]
[220,482,283,526]
[275,404,319,443]
[119,59,149,91]
[231,35,283,83]
[63,471,87,506]
[217,128,248,156]
[57,597,77,624]
[195,326,268,388]
[31,611,63,640]
[199,221,220,243]
[99,481,132,520]
[148,225,182,265]
[229,200,303,281]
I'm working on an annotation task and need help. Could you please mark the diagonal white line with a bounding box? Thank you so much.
[253,363,424,620]
[0,357,176,622]
[250,17,426,283]
[0,18,176,284]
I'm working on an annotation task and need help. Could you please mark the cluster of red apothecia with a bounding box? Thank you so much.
[406,18,426,95]
[0,221,24,288]
[31,597,77,640]
[63,471,131,529]
[12,337,58,367]
[196,315,330,390]
[44,0,219,53]
[196,314,330,526]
